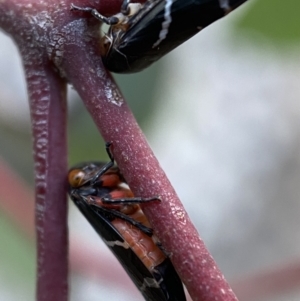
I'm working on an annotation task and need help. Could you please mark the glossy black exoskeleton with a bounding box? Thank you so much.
[71,0,248,73]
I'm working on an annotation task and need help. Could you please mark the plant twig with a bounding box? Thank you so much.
[61,13,238,301]
[1,2,69,299]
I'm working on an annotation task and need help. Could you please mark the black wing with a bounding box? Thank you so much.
[105,0,247,73]
[71,195,177,301]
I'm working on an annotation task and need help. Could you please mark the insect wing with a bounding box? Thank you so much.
[154,259,187,301]
[104,0,248,73]
[71,194,172,301]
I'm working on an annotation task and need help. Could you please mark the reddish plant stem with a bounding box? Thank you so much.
[1,2,69,301]
[29,67,68,301]
[61,17,238,301]
[23,49,68,300]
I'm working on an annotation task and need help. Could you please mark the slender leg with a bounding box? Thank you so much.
[105,142,114,163]
[102,196,161,205]
[70,4,120,25]
[100,207,154,236]
[89,142,115,185]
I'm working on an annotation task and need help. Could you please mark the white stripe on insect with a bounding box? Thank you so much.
[104,239,130,249]
[140,277,161,291]
[152,0,174,48]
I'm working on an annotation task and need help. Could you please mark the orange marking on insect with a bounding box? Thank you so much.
[100,173,122,187]
[112,218,166,270]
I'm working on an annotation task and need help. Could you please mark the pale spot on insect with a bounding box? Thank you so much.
[152,0,174,48]
[140,277,161,291]
[104,238,130,249]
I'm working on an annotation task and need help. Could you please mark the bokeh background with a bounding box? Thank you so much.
[1,0,300,300]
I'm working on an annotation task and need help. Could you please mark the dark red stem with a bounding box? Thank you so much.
[29,68,68,301]
[1,2,69,300]
[61,17,238,301]
[22,30,69,300]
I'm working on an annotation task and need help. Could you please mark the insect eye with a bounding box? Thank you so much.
[68,169,86,188]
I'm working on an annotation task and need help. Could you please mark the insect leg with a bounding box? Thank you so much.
[94,206,154,236]
[101,196,161,205]
[70,4,120,25]
[89,142,115,185]
[105,141,114,163]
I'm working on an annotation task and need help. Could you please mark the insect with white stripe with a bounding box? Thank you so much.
[71,0,248,73]
[68,143,186,301]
